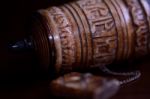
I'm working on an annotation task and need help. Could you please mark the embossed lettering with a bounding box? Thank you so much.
[49,7,75,67]
[126,0,149,56]
[77,0,117,67]
[93,36,117,64]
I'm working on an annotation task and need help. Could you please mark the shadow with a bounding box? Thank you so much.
[0,0,74,88]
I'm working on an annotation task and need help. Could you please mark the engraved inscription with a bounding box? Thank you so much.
[49,7,75,68]
[93,36,117,65]
[78,0,114,36]
[77,0,117,67]
[126,0,149,56]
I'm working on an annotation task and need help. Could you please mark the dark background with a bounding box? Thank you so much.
[0,0,150,99]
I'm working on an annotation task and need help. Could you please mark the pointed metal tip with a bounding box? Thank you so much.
[9,37,34,52]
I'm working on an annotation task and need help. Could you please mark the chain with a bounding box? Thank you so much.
[99,66,141,85]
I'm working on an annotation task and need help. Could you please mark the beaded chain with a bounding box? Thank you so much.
[100,66,141,85]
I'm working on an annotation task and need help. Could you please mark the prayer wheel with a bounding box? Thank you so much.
[12,0,150,74]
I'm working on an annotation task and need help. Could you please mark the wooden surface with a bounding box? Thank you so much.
[0,0,150,99]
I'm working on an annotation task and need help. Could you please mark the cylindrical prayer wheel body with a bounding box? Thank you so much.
[31,0,150,74]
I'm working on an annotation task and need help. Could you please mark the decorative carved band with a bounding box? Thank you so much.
[140,0,150,52]
[48,7,76,72]
[77,0,118,67]
[125,0,149,57]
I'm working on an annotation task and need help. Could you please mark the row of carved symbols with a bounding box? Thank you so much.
[77,0,117,67]
[125,0,149,56]
[77,0,114,35]
[140,0,150,52]
[48,7,75,69]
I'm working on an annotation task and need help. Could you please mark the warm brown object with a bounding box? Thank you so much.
[31,0,150,73]
[50,72,120,99]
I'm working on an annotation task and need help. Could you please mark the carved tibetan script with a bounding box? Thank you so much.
[78,0,117,66]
